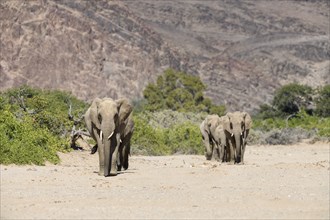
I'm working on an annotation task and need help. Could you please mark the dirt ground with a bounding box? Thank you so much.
[1,142,329,220]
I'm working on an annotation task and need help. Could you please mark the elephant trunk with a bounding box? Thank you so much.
[101,121,116,177]
[234,133,242,164]
[103,137,111,176]
[204,133,213,160]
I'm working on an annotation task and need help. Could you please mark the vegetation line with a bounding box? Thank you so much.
[1,69,329,165]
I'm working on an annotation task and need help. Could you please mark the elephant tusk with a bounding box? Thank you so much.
[108,131,114,140]
[120,139,122,143]
[231,133,234,137]
[100,130,103,141]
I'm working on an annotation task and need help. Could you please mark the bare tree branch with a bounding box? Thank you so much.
[66,99,89,150]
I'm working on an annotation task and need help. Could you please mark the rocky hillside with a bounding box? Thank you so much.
[1,0,329,113]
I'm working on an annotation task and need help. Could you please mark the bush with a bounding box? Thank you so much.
[0,86,87,165]
[135,110,207,128]
[131,114,169,156]
[0,109,69,165]
[315,85,330,117]
[131,111,204,156]
[264,128,316,145]
[166,122,203,155]
[272,83,313,116]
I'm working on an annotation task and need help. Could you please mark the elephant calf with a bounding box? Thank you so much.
[200,114,227,161]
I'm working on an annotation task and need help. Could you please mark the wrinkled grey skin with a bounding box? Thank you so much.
[200,115,223,161]
[223,111,252,164]
[84,98,133,176]
[212,117,229,163]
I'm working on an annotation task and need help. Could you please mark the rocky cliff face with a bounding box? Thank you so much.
[1,0,329,113]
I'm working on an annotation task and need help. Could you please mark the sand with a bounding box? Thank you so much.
[1,142,329,219]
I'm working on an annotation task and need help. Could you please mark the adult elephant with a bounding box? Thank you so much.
[90,114,134,172]
[200,114,223,161]
[85,97,133,176]
[223,111,252,164]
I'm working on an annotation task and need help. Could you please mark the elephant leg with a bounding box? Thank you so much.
[202,134,212,160]
[240,143,246,164]
[212,142,220,161]
[117,143,124,172]
[110,133,120,176]
[211,144,219,161]
[117,141,130,171]
[228,140,235,164]
[122,142,130,170]
[93,129,104,175]
[97,141,104,176]
[218,144,224,164]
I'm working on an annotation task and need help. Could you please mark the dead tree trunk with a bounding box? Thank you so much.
[67,101,90,150]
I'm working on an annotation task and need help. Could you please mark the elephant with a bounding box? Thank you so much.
[90,114,134,172]
[200,114,224,161]
[212,119,229,163]
[223,111,252,164]
[84,97,133,176]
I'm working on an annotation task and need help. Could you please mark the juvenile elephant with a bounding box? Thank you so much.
[84,97,133,176]
[212,118,229,163]
[223,111,252,164]
[200,114,223,161]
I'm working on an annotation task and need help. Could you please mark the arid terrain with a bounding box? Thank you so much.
[1,142,329,219]
[1,0,329,113]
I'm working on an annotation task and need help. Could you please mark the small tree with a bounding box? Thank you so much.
[143,68,225,115]
[315,85,330,117]
[272,83,313,116]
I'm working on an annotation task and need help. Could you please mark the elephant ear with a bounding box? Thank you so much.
[90,98,102,129]
[222,113,232,133]
[243,112,252,130]
[116,98,133,123]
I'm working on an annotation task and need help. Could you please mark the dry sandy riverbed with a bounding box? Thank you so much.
[1,142,329,219]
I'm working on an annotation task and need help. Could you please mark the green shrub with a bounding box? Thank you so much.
[272,83,313,116]
[0,86,87,165]
[131,114,169,155]
[0,109,68,165]
[253,110,330,144]
[315,85,330,117]
[131,111,204,156]
[166,122,203,155]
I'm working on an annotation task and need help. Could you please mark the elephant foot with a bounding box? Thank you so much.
[228,161,235,165]
[205,154,212,160]
[109,172,117,176]
[98,166,105,176]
